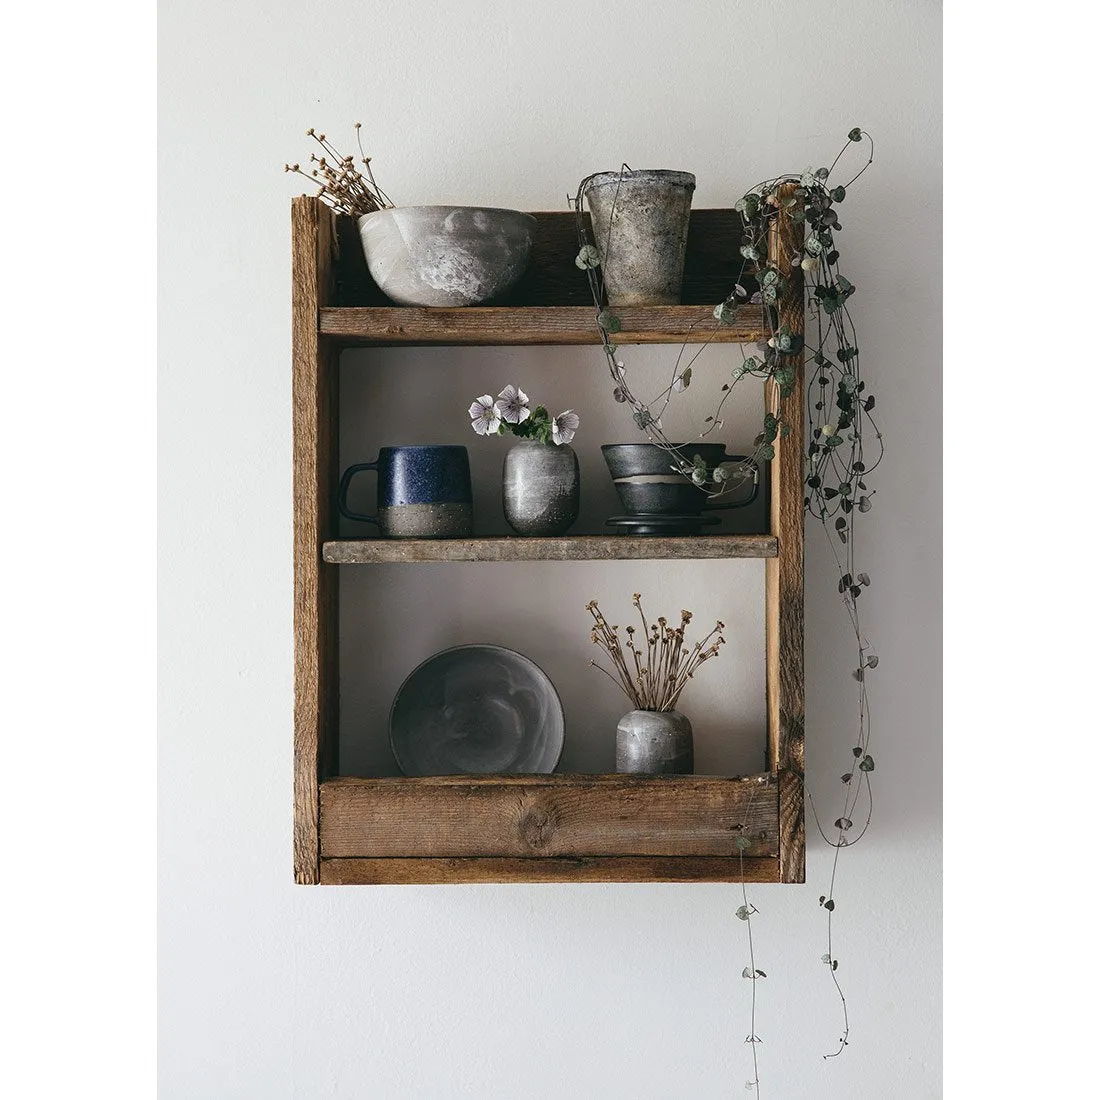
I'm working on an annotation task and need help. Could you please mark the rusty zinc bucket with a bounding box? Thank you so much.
[583,169,696,306]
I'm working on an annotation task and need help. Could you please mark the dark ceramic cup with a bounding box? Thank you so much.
[602,442,759,516]
[338,445,473,538]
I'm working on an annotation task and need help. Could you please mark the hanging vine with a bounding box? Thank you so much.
[572,129,883,1073]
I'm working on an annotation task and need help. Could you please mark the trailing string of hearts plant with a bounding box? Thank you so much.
[572,130,884,1084]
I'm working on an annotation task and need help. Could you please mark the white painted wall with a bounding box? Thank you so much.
[160,1,941,1095]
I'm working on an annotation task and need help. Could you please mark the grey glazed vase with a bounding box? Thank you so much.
[616,709,694,774]
[502,440,580,536]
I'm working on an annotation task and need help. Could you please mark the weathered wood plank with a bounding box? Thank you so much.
[322,534,778,564]
[320,773,779,859]
[764,184,807,882]
[778,769,806,883]
[319,304,762,346]
[331,209,757,308]
[319,855,780,885]
[292,197,339,884]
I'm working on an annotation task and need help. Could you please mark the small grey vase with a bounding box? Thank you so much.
[616,709,694,774]
[502,440,580,536]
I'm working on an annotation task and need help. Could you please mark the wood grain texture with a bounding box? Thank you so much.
[319,304,762,346]
[764,185,807,882]
[319,856,780,884]
[292,197,340,884]
[320,773,779,859]
[322,534,778,564]
[778,768,806,883]
[332,209,758,308]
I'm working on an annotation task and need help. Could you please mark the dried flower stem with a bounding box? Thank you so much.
[284,124,394,216]
[586,596,725,711]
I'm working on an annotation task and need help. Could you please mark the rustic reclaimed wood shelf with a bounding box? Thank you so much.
[323,534,778,564]
[292,196,806,886]
[319,773,780,884]
[319,304,763,346]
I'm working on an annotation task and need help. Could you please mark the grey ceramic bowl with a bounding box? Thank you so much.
[602,442,758,515]
[357,206,537,307]
[389,645,565,776]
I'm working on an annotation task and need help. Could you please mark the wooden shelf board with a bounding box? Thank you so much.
[319,304,762,346]
[319,856,781,885]
[323,533,778,563]
[320,773,779,866]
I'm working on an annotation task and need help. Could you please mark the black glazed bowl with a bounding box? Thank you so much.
[601,443,755,515]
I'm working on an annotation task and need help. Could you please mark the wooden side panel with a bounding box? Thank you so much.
[331,209,757,308]
[765,185,806,882]
[319,856,780,885]
[292,197,339,884]
[320,774,779,859]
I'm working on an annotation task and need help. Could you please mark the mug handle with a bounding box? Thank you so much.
[703,456,760,510]
[337,461,380,525]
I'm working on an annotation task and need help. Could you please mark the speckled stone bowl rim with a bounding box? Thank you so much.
[388,643,566,777]
[356,205,538,227]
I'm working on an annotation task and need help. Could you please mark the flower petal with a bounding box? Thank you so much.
[469,395,494,420]
[551,410,580,445]
[495,384,532,424]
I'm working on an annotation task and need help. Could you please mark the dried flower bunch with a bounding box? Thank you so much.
[468,384,580,446]
[586,594,725,712]
[284,124,393,216]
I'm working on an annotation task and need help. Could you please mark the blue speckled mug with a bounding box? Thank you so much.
[338,446,473,538]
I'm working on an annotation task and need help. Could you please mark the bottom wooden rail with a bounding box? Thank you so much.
[320,773,780,863]
[319,856,781,884]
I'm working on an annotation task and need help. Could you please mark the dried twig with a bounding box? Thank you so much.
[284,124,394,216]
[586,595,725,711]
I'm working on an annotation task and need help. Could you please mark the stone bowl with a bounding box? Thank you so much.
[357,206,537,307]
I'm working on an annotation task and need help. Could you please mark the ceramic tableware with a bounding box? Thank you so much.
[389,645,565,776]
[338,445,473,538]
[357,206,537,307]
[601,442,759,516]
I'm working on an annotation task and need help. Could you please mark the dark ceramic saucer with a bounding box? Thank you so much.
[605,513,721,536]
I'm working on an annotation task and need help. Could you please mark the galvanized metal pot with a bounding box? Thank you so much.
[584,169,696,305]
[616,709,694,774]
[502,440,580,536]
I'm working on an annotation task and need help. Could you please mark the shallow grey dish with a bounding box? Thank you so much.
[389,645,565,776]
[358,206,536,307]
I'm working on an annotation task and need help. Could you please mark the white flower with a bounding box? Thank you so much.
[551,410,580,446]
[495,384,530,424]
[468,394,501,436]
[821,423,836,437]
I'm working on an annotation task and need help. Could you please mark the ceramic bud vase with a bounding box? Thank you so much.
[616,709,693,774]
[502,440,580,536]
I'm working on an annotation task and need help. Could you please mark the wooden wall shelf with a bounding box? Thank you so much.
[322,534,779,564]
[319,304,763,347]
[292,195,806,885]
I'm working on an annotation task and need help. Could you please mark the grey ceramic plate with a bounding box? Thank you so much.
[389,645,565,776]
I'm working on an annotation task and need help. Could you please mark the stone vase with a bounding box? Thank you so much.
[616,709,694,774]
[502,440,580,536]
[584,169,696,305]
